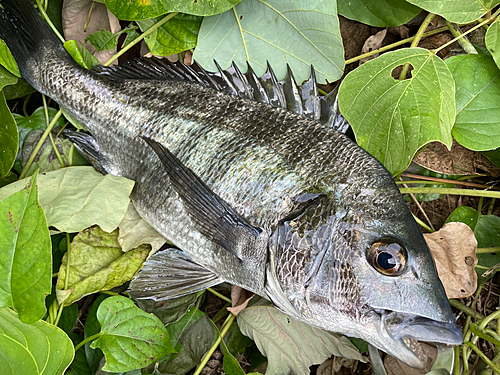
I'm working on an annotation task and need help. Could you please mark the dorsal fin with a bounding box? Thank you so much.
[92,58,350,133]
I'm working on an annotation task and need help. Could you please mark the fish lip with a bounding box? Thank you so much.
[381,311,463,368]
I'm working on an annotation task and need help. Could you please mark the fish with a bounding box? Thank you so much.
[0,0,462,369]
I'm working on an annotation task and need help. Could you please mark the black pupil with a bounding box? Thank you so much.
[378,252,396,270]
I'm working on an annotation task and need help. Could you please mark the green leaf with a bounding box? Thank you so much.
[91,296,174,372]
[0,65,18,91]
[445,206,479,230]
[486,19,500,69]
[85,30,118,52]
[137,13,202,56]
[193,0,344,84]
[105,0,241,20]
[3,79,35,100]
[446,55,500,151]
[220,334,245,375]
[0,166,135,233]
[64,40,100,70]
[0,173,51,323]
[224,320,254,356]
[135,292,201,326]
[338,0,421,27]
[0,91,18,177]
[0,39,20,77]
[68,333,92,375]
[122,27,141,49]
[407,0,500,23]
[84,295,109,373]
[152,308,216,374]
[338,48,455,175]
[237,299,363,375]
[0,172,16,189]
[482,148,500,168]
[56,226,150,305]
[0,308,74,375]
[118,202,166,253]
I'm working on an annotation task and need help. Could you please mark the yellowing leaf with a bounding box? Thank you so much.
[56,226,150,305]
[424,222,478,298]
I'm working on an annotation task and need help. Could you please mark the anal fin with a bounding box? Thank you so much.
[63,130,109,174]
[129,248,223,301]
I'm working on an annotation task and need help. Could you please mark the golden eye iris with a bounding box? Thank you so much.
[367,239,408,276]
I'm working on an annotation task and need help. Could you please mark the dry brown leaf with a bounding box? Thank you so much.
[414,140,500,176]
[317,356,362,374]
[359,29,387,65]
[62,0,120,65]
[424,222,478,298]
[227,286,254,316]
[385,343,437,375]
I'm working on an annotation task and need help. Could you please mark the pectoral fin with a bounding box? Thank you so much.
[142,137,262,259]
[63,130,109,174]
[129,248,223,300]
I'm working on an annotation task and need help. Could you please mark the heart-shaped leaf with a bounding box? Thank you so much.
[338,47,455,175]
[193,0,344,84]
[91,296,174,372]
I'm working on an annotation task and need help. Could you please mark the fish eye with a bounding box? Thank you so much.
[367,238,407,276]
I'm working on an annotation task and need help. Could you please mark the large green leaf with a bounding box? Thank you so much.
[407,0,500,23]
[85,30,118,52]
[0,167,135,233]
[0,173,51,323]
[64,40,100,70]
[0,39,20,77]
[0,65,17,91]
[56,226,150,305]
[0,91,17,177]
[3,79,35,101]
[338,0,421,27]
[137,13,202,56]
[0,308,74,375]
[193,0,344,84]
[105,0,241,20]
[338,48,455,175]
[486,19,500,69]
[446,54,500,151]
[91,296,174,372]
[237,299,363,375]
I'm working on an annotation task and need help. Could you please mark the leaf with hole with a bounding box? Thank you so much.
[137,13,202,56]
[56,226,150,305]
[0,166,135,233]
[193,0,344,84]
[0,173,51,323]
[338,47,455,175]
[446,54,500,151]
[91,296,174,372]
[105,0,241,20]
[237,299,363,374]
[407,0,500,23]
[338,0,421,27]
[0,91,17,177]
[0,308,74,374]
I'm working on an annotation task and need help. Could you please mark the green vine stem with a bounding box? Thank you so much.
[345,26,447,65]
[193,313,236,375]
[446,21,478,54]
[42,95,65,168]
[211,302,231,324]
[103,12,179,67]
[449,299,486,321]
[411,213,434,232]
[207,288,232,304]
[55,232,72,326]
[74,332,103,352]
[398,187,500,199]
[477,247,500,254]
[34,0,65,43]
[465,342,500,373]
[399,12,435,80]
[19,109,63,179]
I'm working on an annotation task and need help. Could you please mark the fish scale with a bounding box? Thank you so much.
[0,0,464,369]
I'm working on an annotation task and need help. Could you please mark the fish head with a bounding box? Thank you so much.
[265,183,462,368]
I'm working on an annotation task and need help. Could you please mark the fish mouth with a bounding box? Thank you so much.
[381,311,463,368]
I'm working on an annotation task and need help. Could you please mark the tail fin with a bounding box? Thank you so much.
[0,0,64,87]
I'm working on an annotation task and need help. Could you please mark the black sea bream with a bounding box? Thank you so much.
[0,0,462,368]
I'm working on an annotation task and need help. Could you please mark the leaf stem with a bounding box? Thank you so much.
[34,0,65,43]
[103,12,179,67]
[411,213,434,232]
[398,187,500,199]
[477,247,500,254]
[345,26,448,66]
[465,342,500,373]
[449,299,485,320]
[43,95,65,168]
[399,13,435,80]
[207,288,232,304]
[434,8,500,54]
[446,21,478,54]
[64,232,71,290]
[19,109,63,179]
[74,332,103,352]
[193,313,236,375]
